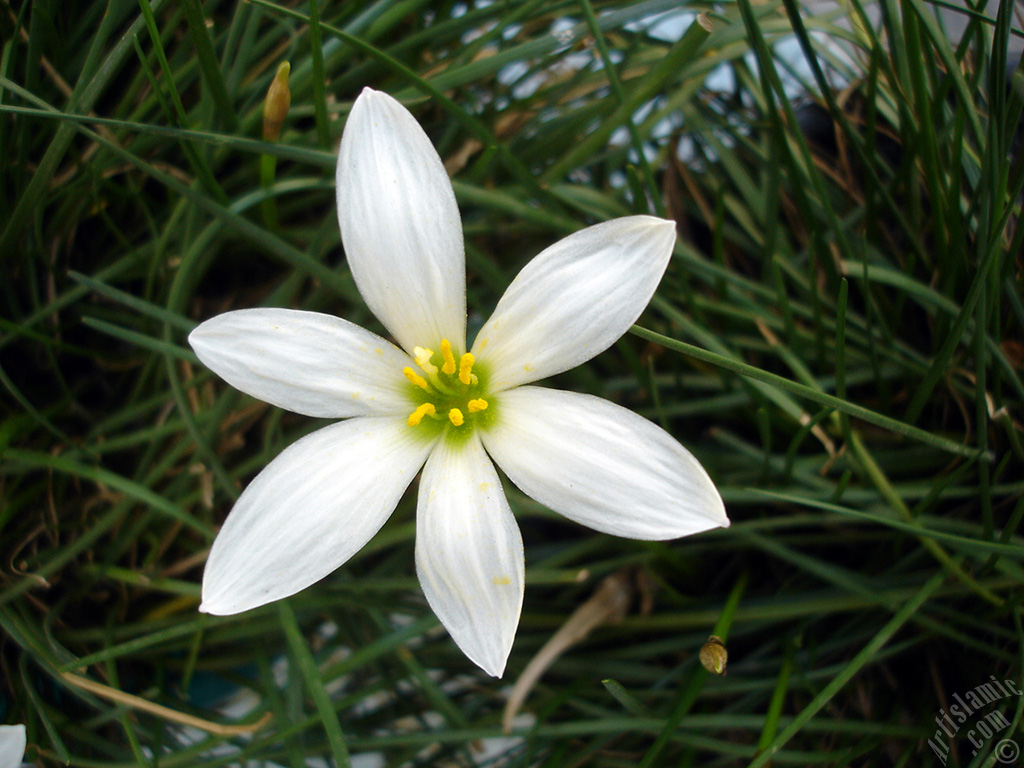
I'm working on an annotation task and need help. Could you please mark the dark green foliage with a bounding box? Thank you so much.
[1,0,1021,765]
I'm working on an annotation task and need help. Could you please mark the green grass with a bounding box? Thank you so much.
[1,0,1022,765]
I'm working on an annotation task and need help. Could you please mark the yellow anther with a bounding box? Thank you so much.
[448,408,465,427]
[440,339,457,375]
[413,347,438,375]
[408,403,436,426]
[403,367,429,390]
[459,353,476,385]
[467,398,488,413]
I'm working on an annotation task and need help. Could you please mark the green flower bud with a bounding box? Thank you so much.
[262,62,291,142]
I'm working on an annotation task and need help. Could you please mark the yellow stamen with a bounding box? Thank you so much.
[467,398,488,413]
[459,353,476,385]
[403,367,429,390]
[448,408,464,427]
[408,403,436,426]
[440,339,457,375]
[414,347,438,375]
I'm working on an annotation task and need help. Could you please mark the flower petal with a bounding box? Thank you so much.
[416,434,524,677]
[482,387,727,539]
[0,725,26,768]
[336,88,466,353]
[201,417,435,615]
[472,216,676,391]
[189,308,415,418]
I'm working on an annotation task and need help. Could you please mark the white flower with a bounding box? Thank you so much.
[0,725,26,768]
[189,88,728,677]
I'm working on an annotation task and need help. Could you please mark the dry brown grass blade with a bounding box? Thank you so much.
[61,672,273,736]
[502,569,636,733]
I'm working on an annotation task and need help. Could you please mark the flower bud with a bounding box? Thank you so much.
[699,635,727,675]
[262,62,291,142]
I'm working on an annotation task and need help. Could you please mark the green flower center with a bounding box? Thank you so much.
[403,339,494,439]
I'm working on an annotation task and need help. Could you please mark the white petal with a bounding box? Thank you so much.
[472,216,676,391]
[416,435,524,677]
[201,417,435,615]
[189,308,414,418]
[0,725,25,768]
[482,387,727,539]
[336,88,466,354]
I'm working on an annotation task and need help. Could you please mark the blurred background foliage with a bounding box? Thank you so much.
[1,0,1023,765]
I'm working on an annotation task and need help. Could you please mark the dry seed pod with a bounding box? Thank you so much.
[700,635,727,675]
